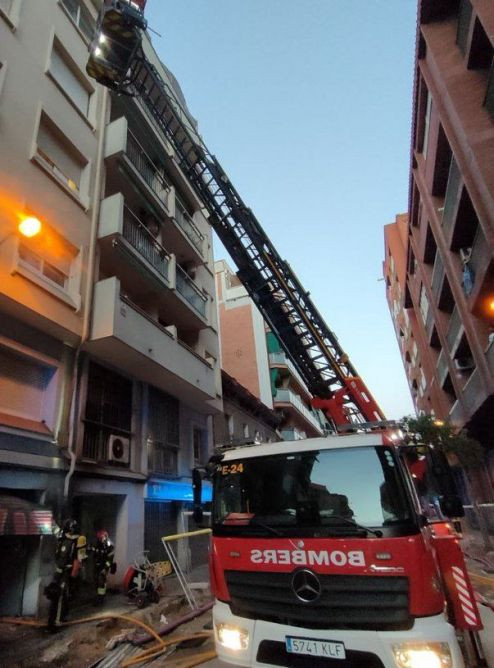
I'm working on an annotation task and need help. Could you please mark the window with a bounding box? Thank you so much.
[49,40,92,117]
[213,447,413,535]
[147,386,179,475]
[82,362,132,464]
[18,244,68,289]
[60,0,94,42]
[15,228,82,307]
[243,423,249,438]
[35,112,88,201]
[0,345,58,433]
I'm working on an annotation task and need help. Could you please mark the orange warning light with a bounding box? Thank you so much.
[18,217,42,238]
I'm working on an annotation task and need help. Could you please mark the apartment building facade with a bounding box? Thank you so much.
[0,0,221,615]
[385,0,494,480]
[215,260,327,441]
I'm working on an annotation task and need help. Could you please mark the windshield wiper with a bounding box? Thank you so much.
[324,515,383,538]
[248,518,283,536]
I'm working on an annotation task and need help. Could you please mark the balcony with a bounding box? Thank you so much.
[431,253,445,301]
[87,277,217,410]
[436,349,449,388]
[468,227,490,284]
[176,266,207,318]
[446,306,464,356]
[281,427,307,441]
[98,194,209,329]
[273,388,324,435]
[104,117,173,217]
[441,157,461,240]
[268,351,310,398]
[174,197,204,258]
[99,193,173,290]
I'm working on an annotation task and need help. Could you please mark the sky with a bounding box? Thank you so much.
[145,0,418,420]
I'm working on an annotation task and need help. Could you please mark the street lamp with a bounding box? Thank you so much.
[18,216,42,238]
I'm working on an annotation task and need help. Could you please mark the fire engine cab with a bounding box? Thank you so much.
[193,433,478,667]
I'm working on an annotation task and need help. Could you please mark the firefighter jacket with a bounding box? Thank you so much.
[55,533,87,575]
[91,539,115,571]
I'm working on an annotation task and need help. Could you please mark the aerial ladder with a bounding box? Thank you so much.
[86,0,386,432]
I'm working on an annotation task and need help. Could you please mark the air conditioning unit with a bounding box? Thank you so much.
[108,435,130,465]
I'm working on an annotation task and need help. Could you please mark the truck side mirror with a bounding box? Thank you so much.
[192,468,204,525]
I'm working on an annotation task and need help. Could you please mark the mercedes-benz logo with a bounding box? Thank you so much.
[291,569,321,603]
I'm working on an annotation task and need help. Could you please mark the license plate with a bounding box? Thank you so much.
[286,636,346,659]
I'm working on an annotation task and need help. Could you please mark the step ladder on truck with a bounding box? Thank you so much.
[85,3,486,665]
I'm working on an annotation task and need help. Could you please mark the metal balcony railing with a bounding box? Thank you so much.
[268,352,308,390]
[149,441,178,475]
[126,131,170,205]
[442,157,461,236]
[174,197,204,253]
[176,266,207,317]
[123,206,170,279]
[274,388,322,432]
[281,427,306,441]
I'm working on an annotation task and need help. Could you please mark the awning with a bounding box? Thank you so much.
[0,495,55,536]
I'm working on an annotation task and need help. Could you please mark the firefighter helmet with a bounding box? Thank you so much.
[96,530,109,542]
[62,519,79,535]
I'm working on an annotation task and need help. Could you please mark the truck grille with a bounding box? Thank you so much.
[224,570,411,630]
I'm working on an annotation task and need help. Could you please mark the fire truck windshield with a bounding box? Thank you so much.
[213,446,416,537]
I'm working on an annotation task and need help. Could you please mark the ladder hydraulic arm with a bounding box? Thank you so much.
[86,1,386,429]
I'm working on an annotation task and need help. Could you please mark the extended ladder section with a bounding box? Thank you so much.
[86,3,385,428]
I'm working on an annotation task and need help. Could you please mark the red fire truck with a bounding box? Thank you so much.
[85,3,485,666]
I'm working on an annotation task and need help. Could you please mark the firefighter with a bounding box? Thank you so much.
[45,519,87,628]
[90,530,115,605]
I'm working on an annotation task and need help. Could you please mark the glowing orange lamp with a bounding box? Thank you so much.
[18,216,42,238]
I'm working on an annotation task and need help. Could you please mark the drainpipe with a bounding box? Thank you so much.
[64,87,109,501]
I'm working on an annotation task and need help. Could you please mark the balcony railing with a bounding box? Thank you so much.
[281,427,307,441]
[441,157,461,236]
[274,388,322,432]
[268,352,308,390]
[176,266,207,317]
[175,197,204,254]
[149,441,178,475]
[123,206,170,279]
[446,306,463,353]
[126,131,170,205]
[468,227,490,279]
[436,349,449,387]
[431,252,444,299]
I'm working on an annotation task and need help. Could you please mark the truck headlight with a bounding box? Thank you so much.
[216,623,249,651]
[393,643,452,668]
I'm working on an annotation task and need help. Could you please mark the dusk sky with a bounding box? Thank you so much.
[145,0,418,419]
